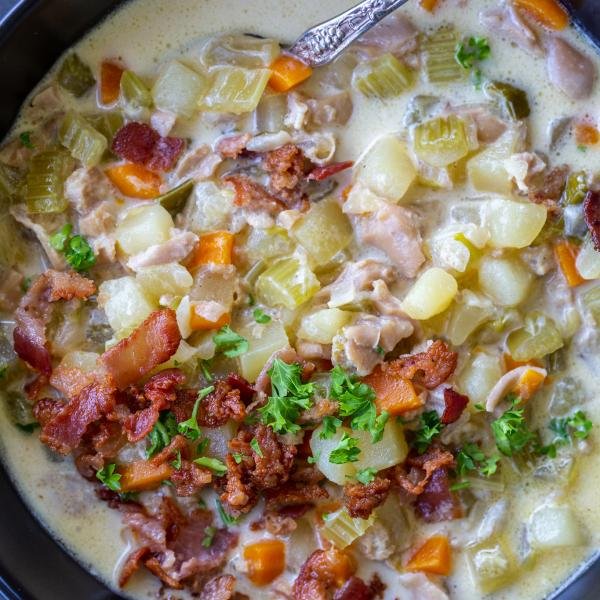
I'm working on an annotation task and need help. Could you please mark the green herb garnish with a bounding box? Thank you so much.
[414,411,443,454]
[19,131,34,149]
[96,463,121,491]
[253,308,271,324]
[329,433,361,464]
[146,411,178,458]
[202,526,216,548]
[194,456,227,476]
[213,325,249,358]
[50,223,96,272]
[250,437,263,457]
[232,452,244,464]
[171,450,182,470]
[177,386,214,440]
[455,36,491,69]
[216,499,239,527]
[456,443,500,478]
[355,467,377,485]
[320,415,342,439]
[491,403,535,456]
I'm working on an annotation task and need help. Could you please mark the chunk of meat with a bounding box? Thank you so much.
[292,548,354,600]
[64,167,117,214]
[441,388,469,425]
[264,143,309,193]
[358,521,395,561]
[382,340,458,390]
[118,546,152,587]
[358,13,418,58]
[126,230,198,271]
[99,309,181,389]
[176,144,222,181]
[528,164,569,209]
[356,204,425,278]
[150,109,176,137]
[13,270,95,375]
[546,37,596,100]
[344,476,391,519]
[504,152,546,193]
[215,133,251,159]
[225,174,285,214]
[264,479,328,511]
[479,4,541,55]
[584,190,600,250]
[306,92,353,127]
[414,466,462,522]
[201,574,238,600]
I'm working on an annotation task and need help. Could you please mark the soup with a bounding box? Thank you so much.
[1,0,599,598]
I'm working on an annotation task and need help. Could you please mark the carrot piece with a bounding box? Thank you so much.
[554,240,586,287]
[324,548,357,587]
[189,303,231,331]
[512,368,546,401]
[503,353,543,372]
[420,0,439,12]
[574,123,600,146]
[105,163,162,199]
[513,0,569,30]
[100,61,124,105]
[269,55,313,93]
[188,231,234,269]
[363,367,424,416]
[244,539,286,586]
[120,460,173,492]
[406,535,452,576]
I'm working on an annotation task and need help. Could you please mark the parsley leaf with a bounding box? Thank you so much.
[259,359,314,434]
[232,452,244,464]
[96,463,121,491]
[491,404,535,456]
[19,131,34,149]
[320,415,342,439]
[50,224,73,251]
[199,359,213,382]
[455,36,491,69]
[567,410,593,440]
[542,410,593,456]
[202,526,216,548]
[50,224,96,272]
[16,422,39,434]
[194,456,227,476]
[329,433,361,464]
[307,451,321,464]
[213,326,249,357]
[250,437,263,457]
[450,480,471,491]
[146,411,178,458]
[253,308,271,324]
[216,499,239,527]
[355,467,377,485]
[414,411,443,454]
[178,386,214,440]
[171,450,182,470]
[456,443,500,478]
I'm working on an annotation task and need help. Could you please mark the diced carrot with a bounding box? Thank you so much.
[420,0,439,12]
[363,367,424,416]
[189,303,231,331]
[554,240,586,287]
[513,0,569,30]
[105,163,162,199]
[503,353,543,372]
[120,460,173,492]
[574,123,600,146]
[512,368,546,401]
[100,61,124,105]
[244,539,286,586]
[188,231,234,269]
[269,55,313,93]
[406,535,452,576]
[341,184,352,201]
[324,547,357,587]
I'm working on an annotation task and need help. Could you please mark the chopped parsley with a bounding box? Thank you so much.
[259,359,314,434]
[375,345,385,356]
[171,450,182,470]
[19,131,34,149]
[216,499,239,527]
[250,437,263,457]
[320,415,342,439]
[455,36,491,69]
[253,308,271,324]
[329,433,361,464]
[49,223,96,272]
[96,463,121,491]
[491,403,536,456]
[449,480,472,491]
[202,526,216,548]
[199,359,213,382]
[248,293,255,306]
[355,467,377,485]
[177,386,214,440]
[146,411,178,458]
[307,451,321,464]
[20,276,32,292]
[232,452,245,464]
[194,456,227,476]
[456,443,500,479]
[213,326,249,358]
[413,411,443,454]
[541,411,593,456]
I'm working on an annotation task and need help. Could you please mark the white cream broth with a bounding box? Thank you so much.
[2,0,600,599]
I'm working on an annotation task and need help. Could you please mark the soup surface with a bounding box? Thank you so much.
[1,0,600,599]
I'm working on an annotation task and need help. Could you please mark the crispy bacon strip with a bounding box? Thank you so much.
[13,270,95,375]
[99,309,181,390]
[293,548,353,600]
[224,174,285,214]
[414,467,462,523]
[441,388,469,425]
[307,160,354,181]
[391,447,455,496]
[344,476,391,519]
[333,577,375,600]
[583,190,600,250]
[263,144,308,192]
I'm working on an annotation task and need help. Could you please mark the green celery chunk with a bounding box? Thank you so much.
[484,81,530,120]
[59,112,108,167]
[424,28,466,84]
[203,35,280,69]
[413,115,471,167]
[352,53,414,99]
[57,53,95,97]
[25,150,74,214]
[120,70,153,111]
[158,180,194,215]
[201,66,271,114]
[507,312,564,362]
[582,286,600,326]
[86,112,124,147]
[322,507,374,548]
[563,171,588,206]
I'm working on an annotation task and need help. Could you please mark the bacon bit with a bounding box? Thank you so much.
[100,61,124,105]
[441,388,469,425]
[333,576,375,600]
[264,143,309,193]
[583,190,600,250]
[118,546,151,587]
[144,557,183,589]
[264,481,328,511]
[344,476,391,519]
[201,575,238,599]
[293,548,356,600]
[149,434,188,467]
[391,447,455,496]
[414,467,462,523]
[146,136,186,172]
[215,133,251,159]
[574,122,600,146]
[50,366,95,399]
[99,309,181,390]
[170,459,212,496]
[225,174,285,214]
[528,164,569,209]
[307,160,354,181]
[382,340,458,390]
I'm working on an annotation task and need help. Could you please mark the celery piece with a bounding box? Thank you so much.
[563,171,588,206]
[152,61,208,119]
[256,255,320,309]
[322,507,374,549]
[507,312,564,362]
[484,81,530,120]
[582,286,600,326]
[413,115,471,167]
[86,112,124,147]
[352,53,414,99]
[25,150,74,214]
[59,112,108,167]
[424,28,466,84]
[158,180,194,215]
[201,67,271,114]
[57,53,95,97]
[203,35,280,69]
[245,227,294,264]
[445,292,493,345]
[120,70,153,111]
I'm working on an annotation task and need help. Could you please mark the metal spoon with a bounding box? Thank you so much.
[287,0,411,67]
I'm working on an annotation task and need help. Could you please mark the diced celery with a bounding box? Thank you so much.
[582,286,600,325]
[485,199,547,248]
[478,256,532,307]
[245,226,294,264]
[256,255,320,309]
[202,35,280,69]
[402,268,458,320]
[115,204,174,256]
[484,81,530,120]
[528,505,583,549]
[25,149,74,214]
[57,53,95,97]
[507,313,564,361]
[136,263,193,302]
[238,320,289,382]
[459,353,503,405]
[201,66,271,114]
[423,28,466,84]
[413,115,472,168]
[575,235,600,279]
[298,308,353,344]
[158,180,195,215]
[120,70,153,112]
[322,507,374,549]
[59,112,108,167]
[352,53,414,99]
[86,112,124,147]
[152,60,208,119]
[292,201,353,266]
[563,171,588,205]
[445,291,494,345]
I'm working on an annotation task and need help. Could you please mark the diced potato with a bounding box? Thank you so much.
[238,320,289,382]
[136,263,193,302]
[575,235,600,280]
[200,422,237,460]
[401,268,458,320]
[98,276,156,335]
[298,308,353,344]
[152,60,208,119]
[528,505,584,549]
[245,227,294,264]
[292,201,353,266]
[322,508,375,548]
[485,199,547,248]
[116,204,174,256]
[430,235,471,273]
[445,291,494,345]
[478,256,532,307]
[468,545,511,593]
[58,351,100,373]
[355,136,417,203]
[184,182,234,233]
[459,353,502,405]
[343,183,387,215]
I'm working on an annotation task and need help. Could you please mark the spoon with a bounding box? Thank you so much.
[287,0,411,67]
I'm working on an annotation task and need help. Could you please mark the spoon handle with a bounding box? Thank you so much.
[288,0,411,67]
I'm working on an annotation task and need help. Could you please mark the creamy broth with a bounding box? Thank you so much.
[1,0,600,599]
